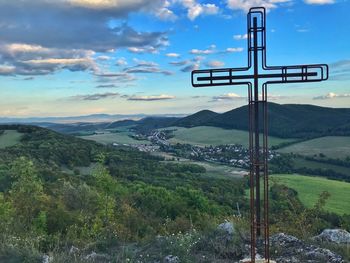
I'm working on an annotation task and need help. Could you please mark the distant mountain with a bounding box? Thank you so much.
[173,110,219,128]
[206,103,350,138]
[132,103,350,138]
[34,103,350,139]
[0,113,186,124]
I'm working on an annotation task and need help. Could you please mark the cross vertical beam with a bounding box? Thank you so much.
[253,17,261,237]
[191,7,328,263]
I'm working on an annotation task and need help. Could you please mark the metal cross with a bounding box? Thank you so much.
[191,7,328,263]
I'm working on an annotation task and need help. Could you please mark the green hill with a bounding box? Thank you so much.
[173,109,219,127]
[125,103,350,138]
[207,103,350,138]
[43,103,350,139]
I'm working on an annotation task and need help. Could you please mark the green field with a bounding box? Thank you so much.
[163,126,296,147]
[80,131,150,145]
[278,136,350,159]
[293,157,350,177]
[152,151,248,179]
[0,130,23,148]
[271,174,350,215]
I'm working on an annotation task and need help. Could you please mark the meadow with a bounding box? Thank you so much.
[164,126,296,147]
[152,151,247,179]
[0,130,23,148]
[293,157,350,178]
[278,136,350,159]
[80,131,150,145]
[271,174,350,215]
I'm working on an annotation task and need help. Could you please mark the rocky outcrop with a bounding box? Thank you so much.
[270,233,345,263]
[314,229,350,244]
[164,255,180,263]
[218,221,235,235]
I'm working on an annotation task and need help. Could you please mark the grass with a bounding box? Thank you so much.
[0,130,23,149]
[293,157,350,177]
[271,174,350,215]
[80,131,150,145]
[162,126,295,148]
[278,136,350,159]
[151,151,247,179]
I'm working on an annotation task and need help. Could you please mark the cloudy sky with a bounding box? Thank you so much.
[0,0,349,117]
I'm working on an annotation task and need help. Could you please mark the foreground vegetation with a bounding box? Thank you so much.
[271,174,350,215]
[0,125,348,262]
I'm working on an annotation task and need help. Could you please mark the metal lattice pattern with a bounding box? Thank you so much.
[191,7,328,263]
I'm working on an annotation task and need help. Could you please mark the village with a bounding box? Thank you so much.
[114,129,277,169]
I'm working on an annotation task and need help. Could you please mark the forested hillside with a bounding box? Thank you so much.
[0,124,247,261]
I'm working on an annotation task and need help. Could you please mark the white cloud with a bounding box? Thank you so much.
[170,60,189,66]
[313,92,350,100]
[69,92,120,101]
[190,49,214,55]
[226,47,244,53]
[304,0,334,4]
[127,94,176,101]
[21,58,98,72]
[97,55,110,61]
[177,0,219,20]
[206,60,225,68]
[123,59,173,75]
[181,62,200,72]
[116,57,128,66]
[127,46,159,54]
[0,65,16,75]
[166,53,181,58]
[233,34,248,40]
[211,93,243,101]
[227,0,290,12]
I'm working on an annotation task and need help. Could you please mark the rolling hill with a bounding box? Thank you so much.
[155,103,350,138]
[206,103,350,138]
[36,103,350,139]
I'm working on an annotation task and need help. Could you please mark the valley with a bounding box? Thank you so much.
[0,103,349,262]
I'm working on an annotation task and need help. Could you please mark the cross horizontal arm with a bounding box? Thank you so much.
[197,72,317,82]
[191,64,328,88]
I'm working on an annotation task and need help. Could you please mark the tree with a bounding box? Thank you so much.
[92,162,117,225]
[9,157,46,230]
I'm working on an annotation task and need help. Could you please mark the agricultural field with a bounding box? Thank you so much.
[152,151,247,179]
[0,130,23,148]
[80,131,150,145]
[164,126,296,148]
[293,157,350,177]
[278,136,350,160]
[271,174,350,215]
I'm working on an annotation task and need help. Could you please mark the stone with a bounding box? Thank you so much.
[314,229,350,244]
[69,245,80,254]
[84,251,110,262]
[218,221,235,236]
[164,255,179,263]
[42,255,52,263]
[270,233,345,263]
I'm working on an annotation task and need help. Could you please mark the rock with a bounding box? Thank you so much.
[314,229,350,244]
[270,233,345,263]
[164,255,179,263]
[69,245,80,254]
[218,221,235,236]
[84,251,110,262]
[42,255,52,263]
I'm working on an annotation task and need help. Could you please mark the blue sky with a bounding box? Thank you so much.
[0,0,349,117]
